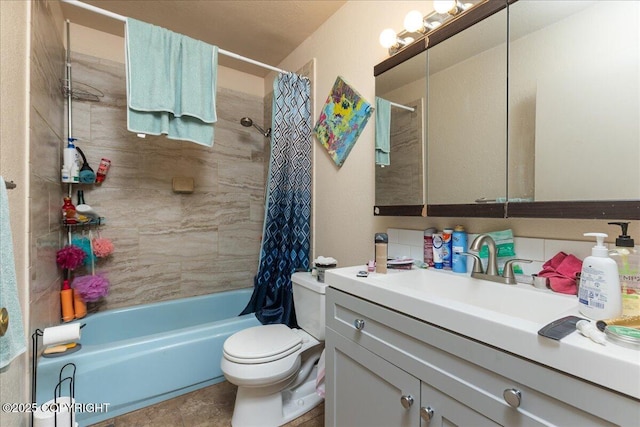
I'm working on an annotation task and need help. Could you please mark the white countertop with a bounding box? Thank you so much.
[325,265,640,399]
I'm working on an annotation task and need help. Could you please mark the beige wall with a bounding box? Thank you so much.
[0,2,30,425]
[277,0,639,267]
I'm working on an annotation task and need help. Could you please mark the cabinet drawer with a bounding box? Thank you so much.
[327,287,637,426]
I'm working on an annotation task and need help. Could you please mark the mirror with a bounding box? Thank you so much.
[427,9,508,206]
[374,51,427,214]
[508,0,640,203]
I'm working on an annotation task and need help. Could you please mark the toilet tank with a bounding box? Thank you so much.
[292,272,327,341]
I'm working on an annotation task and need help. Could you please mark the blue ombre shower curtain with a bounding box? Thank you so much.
[241,73,312,328]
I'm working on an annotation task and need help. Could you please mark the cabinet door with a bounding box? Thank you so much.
[420,382,499,427]
[326,329,420,427]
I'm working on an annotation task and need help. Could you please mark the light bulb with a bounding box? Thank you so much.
[433,0,456,14]
[404,10,424,33]
[379,28,398,48]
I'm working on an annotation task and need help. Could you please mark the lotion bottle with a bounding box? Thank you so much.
[608,222,640,317]
[578,233,622,320]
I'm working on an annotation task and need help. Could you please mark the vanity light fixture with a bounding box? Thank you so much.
[380,0,483,56]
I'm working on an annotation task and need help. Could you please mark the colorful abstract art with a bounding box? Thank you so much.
[314,76,373,167]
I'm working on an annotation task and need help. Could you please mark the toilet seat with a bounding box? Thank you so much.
[223,324,303,364]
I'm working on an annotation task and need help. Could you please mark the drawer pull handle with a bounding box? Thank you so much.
[354,319,365,330]
[503,388,522,408]
[420,406,434,422]
[400,395,414,409]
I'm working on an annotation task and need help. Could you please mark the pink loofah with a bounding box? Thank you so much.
[92,237,114,258]
[72,272,110,302]
[56,245,87,270]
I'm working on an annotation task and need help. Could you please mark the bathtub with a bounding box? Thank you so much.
[36,288,260,426]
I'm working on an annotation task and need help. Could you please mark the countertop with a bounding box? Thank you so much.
[324,265,640,399]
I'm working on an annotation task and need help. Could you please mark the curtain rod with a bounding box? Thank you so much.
[60,0,290,75]
[389,101,415,112]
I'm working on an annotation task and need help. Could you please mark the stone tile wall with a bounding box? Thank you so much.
[29,0,66,331]
[68,52,267,311]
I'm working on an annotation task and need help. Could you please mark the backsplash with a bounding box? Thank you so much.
[388,227,601,277]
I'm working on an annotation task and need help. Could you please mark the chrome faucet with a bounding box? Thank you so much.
[469,234,499,276]
[465,234,532,285]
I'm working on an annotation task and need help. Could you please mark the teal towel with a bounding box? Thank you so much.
[0,177,26,369]
[375,97,391,166]
[126,18,218,147]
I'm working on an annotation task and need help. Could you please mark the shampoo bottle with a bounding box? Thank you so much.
[60,279,75,322]
[578,233,622,320]
[608,222,640,317]
[73,289,87,319]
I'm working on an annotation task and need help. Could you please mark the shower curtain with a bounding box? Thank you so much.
[241,73,312,328]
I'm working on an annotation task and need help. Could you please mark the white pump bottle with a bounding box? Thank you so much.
[578,233,622,320]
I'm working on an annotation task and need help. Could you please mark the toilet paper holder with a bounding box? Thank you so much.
[31,328,78,427]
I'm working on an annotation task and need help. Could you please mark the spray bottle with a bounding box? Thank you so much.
[608,222,640,317]
[578,233,622,320]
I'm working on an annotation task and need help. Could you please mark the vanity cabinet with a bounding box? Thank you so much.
[325,287,637,426]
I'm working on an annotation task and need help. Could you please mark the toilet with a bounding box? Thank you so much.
[221,272,326,427]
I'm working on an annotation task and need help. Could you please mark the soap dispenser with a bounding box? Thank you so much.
[608,222,640,317]
[578,233,622,320]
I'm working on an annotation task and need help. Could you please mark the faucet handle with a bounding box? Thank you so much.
[503,259,533,284]
[457,252,484,274]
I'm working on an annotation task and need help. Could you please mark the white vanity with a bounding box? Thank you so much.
[324,266,640,426]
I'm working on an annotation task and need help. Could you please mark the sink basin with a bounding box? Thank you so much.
[329,267,578,325]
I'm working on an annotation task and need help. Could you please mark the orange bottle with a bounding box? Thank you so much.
[73,289,87,319]
[60,280,75,322]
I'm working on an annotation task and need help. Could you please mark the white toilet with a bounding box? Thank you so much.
[221,272,326,427]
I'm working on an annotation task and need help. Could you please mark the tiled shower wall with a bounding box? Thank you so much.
[30,0,66,331]
[68,52,267,311]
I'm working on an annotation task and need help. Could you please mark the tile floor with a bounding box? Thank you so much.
[89,380,324,427]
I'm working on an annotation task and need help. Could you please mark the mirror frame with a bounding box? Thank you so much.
[373,0,640,220]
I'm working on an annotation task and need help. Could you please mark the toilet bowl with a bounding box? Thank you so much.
[221,272,326,427]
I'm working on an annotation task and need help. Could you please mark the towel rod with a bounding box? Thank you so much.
[4,180,16,190]
[389,101,415,112]
[60,0,294,75]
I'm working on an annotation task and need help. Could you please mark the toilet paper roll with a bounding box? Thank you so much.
[42,324,81,347]
[33,397,75,427]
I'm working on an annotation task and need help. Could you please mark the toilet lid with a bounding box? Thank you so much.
[223,324,303,364]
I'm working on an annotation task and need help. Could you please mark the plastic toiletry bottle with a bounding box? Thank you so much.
[432,232,444,269]
[63,138,78,171]
[95,158,111,184]
[608,222,640,317]
[452,225,468,273]
[61,280,75,322]
[375,233,388,274]
[442,227,454,269]
[61,197,77,225]
[73,289,87,319]
[424,227,437,267]
[578,233,622,320]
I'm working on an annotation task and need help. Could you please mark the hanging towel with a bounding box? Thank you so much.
[125,18,218,147]
[0,177,26,369]
[375,97,391,166]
